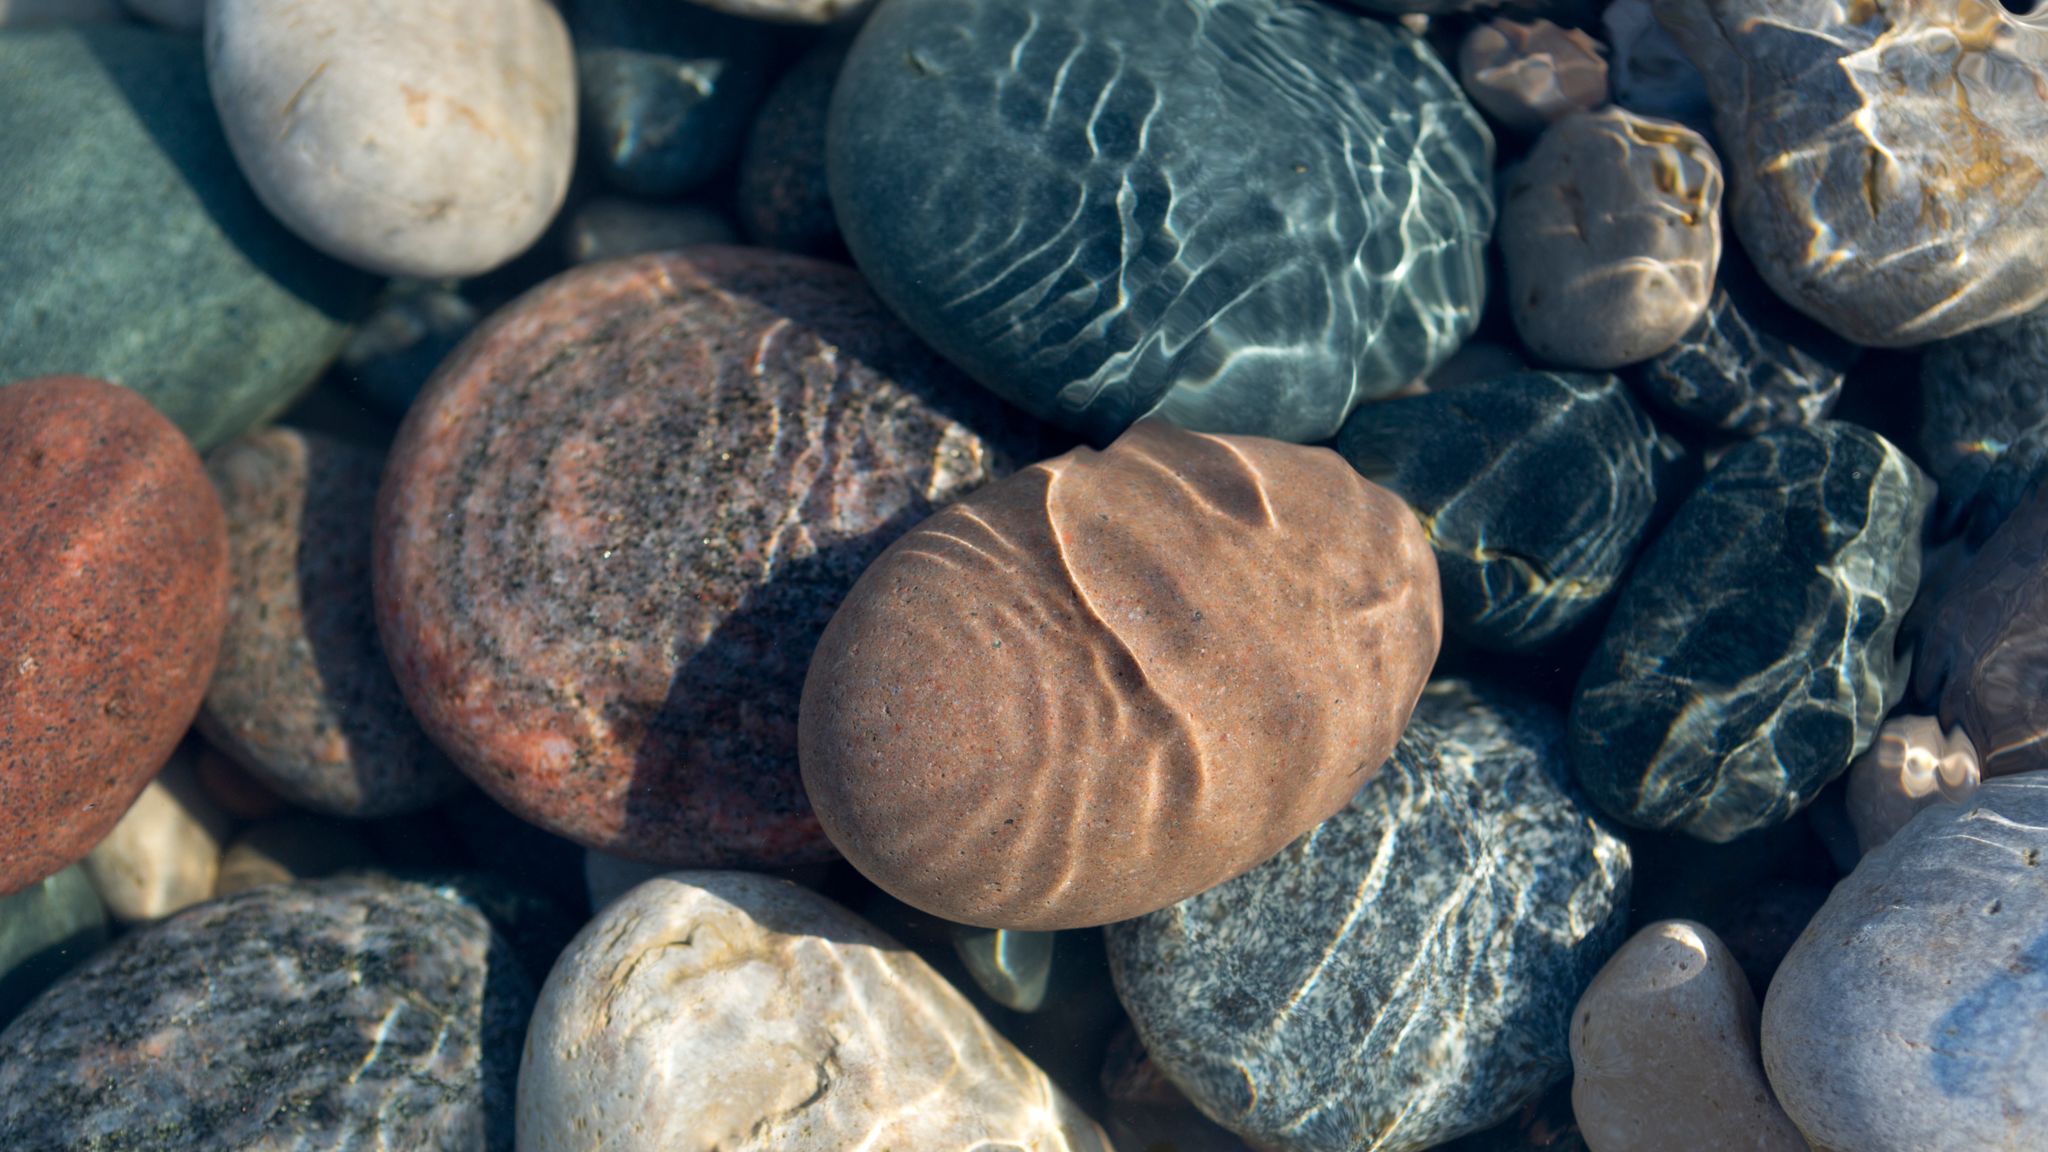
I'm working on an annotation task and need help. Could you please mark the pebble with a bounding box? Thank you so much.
[1764,774,2048,1151]
[737,39,846,256]
[214,817,379,895]
[1845,715,1981,857]
[200,428,465,818]
[1569,920,1806,1152]
[1502,108,1722,369]
[118,0,196,28]
[376,248,1036,868]
[0,866,107,1027]
[1659,0,2048,346]
[1918,303,2048,542]
[950,925,1056,1012]
[1598,0,1710,129]
[679,0,869,22]
[206,0,577,278]
[0,27,373,450]
[1914,477,2048,779]
[802,419,1441,930]
[563,196,740,265]
[0,878,533,1149]
[516,871,1113,1151]
[81,753,229,923]
[828,0,1494,443]
[1570,422,1932,842]
[1457,19,1607,134]
[1338,370,1679,651]
[0,0,123,24]
[1107,679,1631,1152]
[339,279,485,417]
[0,378,228,897]
[573,0,778,197]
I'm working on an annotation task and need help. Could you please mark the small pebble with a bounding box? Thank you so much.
[950,925,1056,1012]
[81,752,229,923]
[339,279,484,417]
[1598,0,1710,129]
[1845,715,1981,857]
[1918,302,2048,542]
[1457,18,1607,134]
[677,0,869,22]
[737,39,846,256]
[563,196,739,265]
[0,866,107,1027]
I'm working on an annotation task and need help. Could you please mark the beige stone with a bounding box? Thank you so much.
[1458,19,1608,134]
[516,871,1113,1152]
[0,0,125,25]
[800,420,1441,930]
[1845,715,1980,857]
[204,0,576,278]
[214,817,376,896]
[1571,920,1805,1152]
[82,753,230,923]
[1503,108,1723,369]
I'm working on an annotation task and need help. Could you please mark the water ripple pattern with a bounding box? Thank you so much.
[1107,680,1631,1152]
[1570,422,1933,843]
[827,0,1495,444]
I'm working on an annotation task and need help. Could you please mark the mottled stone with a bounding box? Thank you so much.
[1570,423,1932,842]
[214,818,378,895]
[201,428,464,818]
[563,196,739,265]
[517,871,1111,1151]
[81,753,228,923]
[1503,108,1722,369]
[572,0,778,197]
[1659,0,2048,346]
[1600,0,1710,129]
[207,0,577,278]
[1764,774,2048,1151]
[802,420,1441,930]
[0,0,123,24]
[0,878,532,1150]
[0,867,106,1027]
[737,39,846,257]
[1338,371,1678,651]
[377,248,1037,868]
[1570,921,1806,1152]
[341,279,485,417]
[1458,19,1607,134]
[0,378,228,897]
[0,28,372,450]
[1919,303,2048,542]
[1631,254,1858,436]
[829,0,1495,443]
[1845,715,1980,857]
[1107,680,1631,1152]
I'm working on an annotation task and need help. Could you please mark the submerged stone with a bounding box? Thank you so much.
[0,866,106,1028]
[1919,303,2048,542]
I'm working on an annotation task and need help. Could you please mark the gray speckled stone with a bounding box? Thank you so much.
[1600,0,1710,130]
[0,866,106,1028]
[0,877,532,1150]
[1107,679,1631,1152]
[1763,774,2048,1152]
[1571,422,1933,842]
[829,0,1494,443]
[1920,303,2048,543]
[0,27,373,450]
[1338,371,1679,652]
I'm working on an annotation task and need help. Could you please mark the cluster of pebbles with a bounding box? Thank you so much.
[5,0,2048,1149]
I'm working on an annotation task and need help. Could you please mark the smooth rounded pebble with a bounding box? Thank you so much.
[1570,920,1806,1152]
[830,0,1495,443]
[1845,715,1980,857]
[1503,108,1722,369]
[376,248,1036,869]
[516,871,1112,1151]
[0,378,228,897]
[1659,0,2048,346]
[200,428,464,818]
[0,866,107,1027]
[80,752,229,923]
[737,38,846,257]
[802,419,1442,930]
[1457,18,1607,134]
[205,0,577,278]
[1108,680,1631,1152]
[0,878,532,1150]
[1764,774,2048,1151]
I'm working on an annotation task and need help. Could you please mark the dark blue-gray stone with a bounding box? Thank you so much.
[1337,371,1679,652]
[738,38,848,258]
[572,0,780,197]
[1107,679,1631,1152]
[1570,422,1932,843]
[0,866,106,1030]
[0,877,533,1150]
[0,26,373,451]
[828,0,1495,444]
[1919,303,2048,544]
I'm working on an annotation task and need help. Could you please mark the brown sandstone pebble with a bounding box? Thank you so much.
[800,419,1442,930]
[0,376,228,896]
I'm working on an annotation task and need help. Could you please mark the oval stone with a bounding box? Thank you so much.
[1570,422,1932,842]
[201,428,464,818]
[80,752,229,924]
[376,248,1036,868]
[0,878,532,1149]
[1763,775,2048,1151]
[0,378,228,897]
[1107,680,1631,1152]
[1457,18,1608,135]
[206,0,577,278]
[517,871,1112,1151]
[737,39,847,257]
[828,0,1494,443]
[801,419,1441,930]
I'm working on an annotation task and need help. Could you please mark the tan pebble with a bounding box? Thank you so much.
[1844,715,1980,857]
[1458,18,1608,134]
[82,752,230,922]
